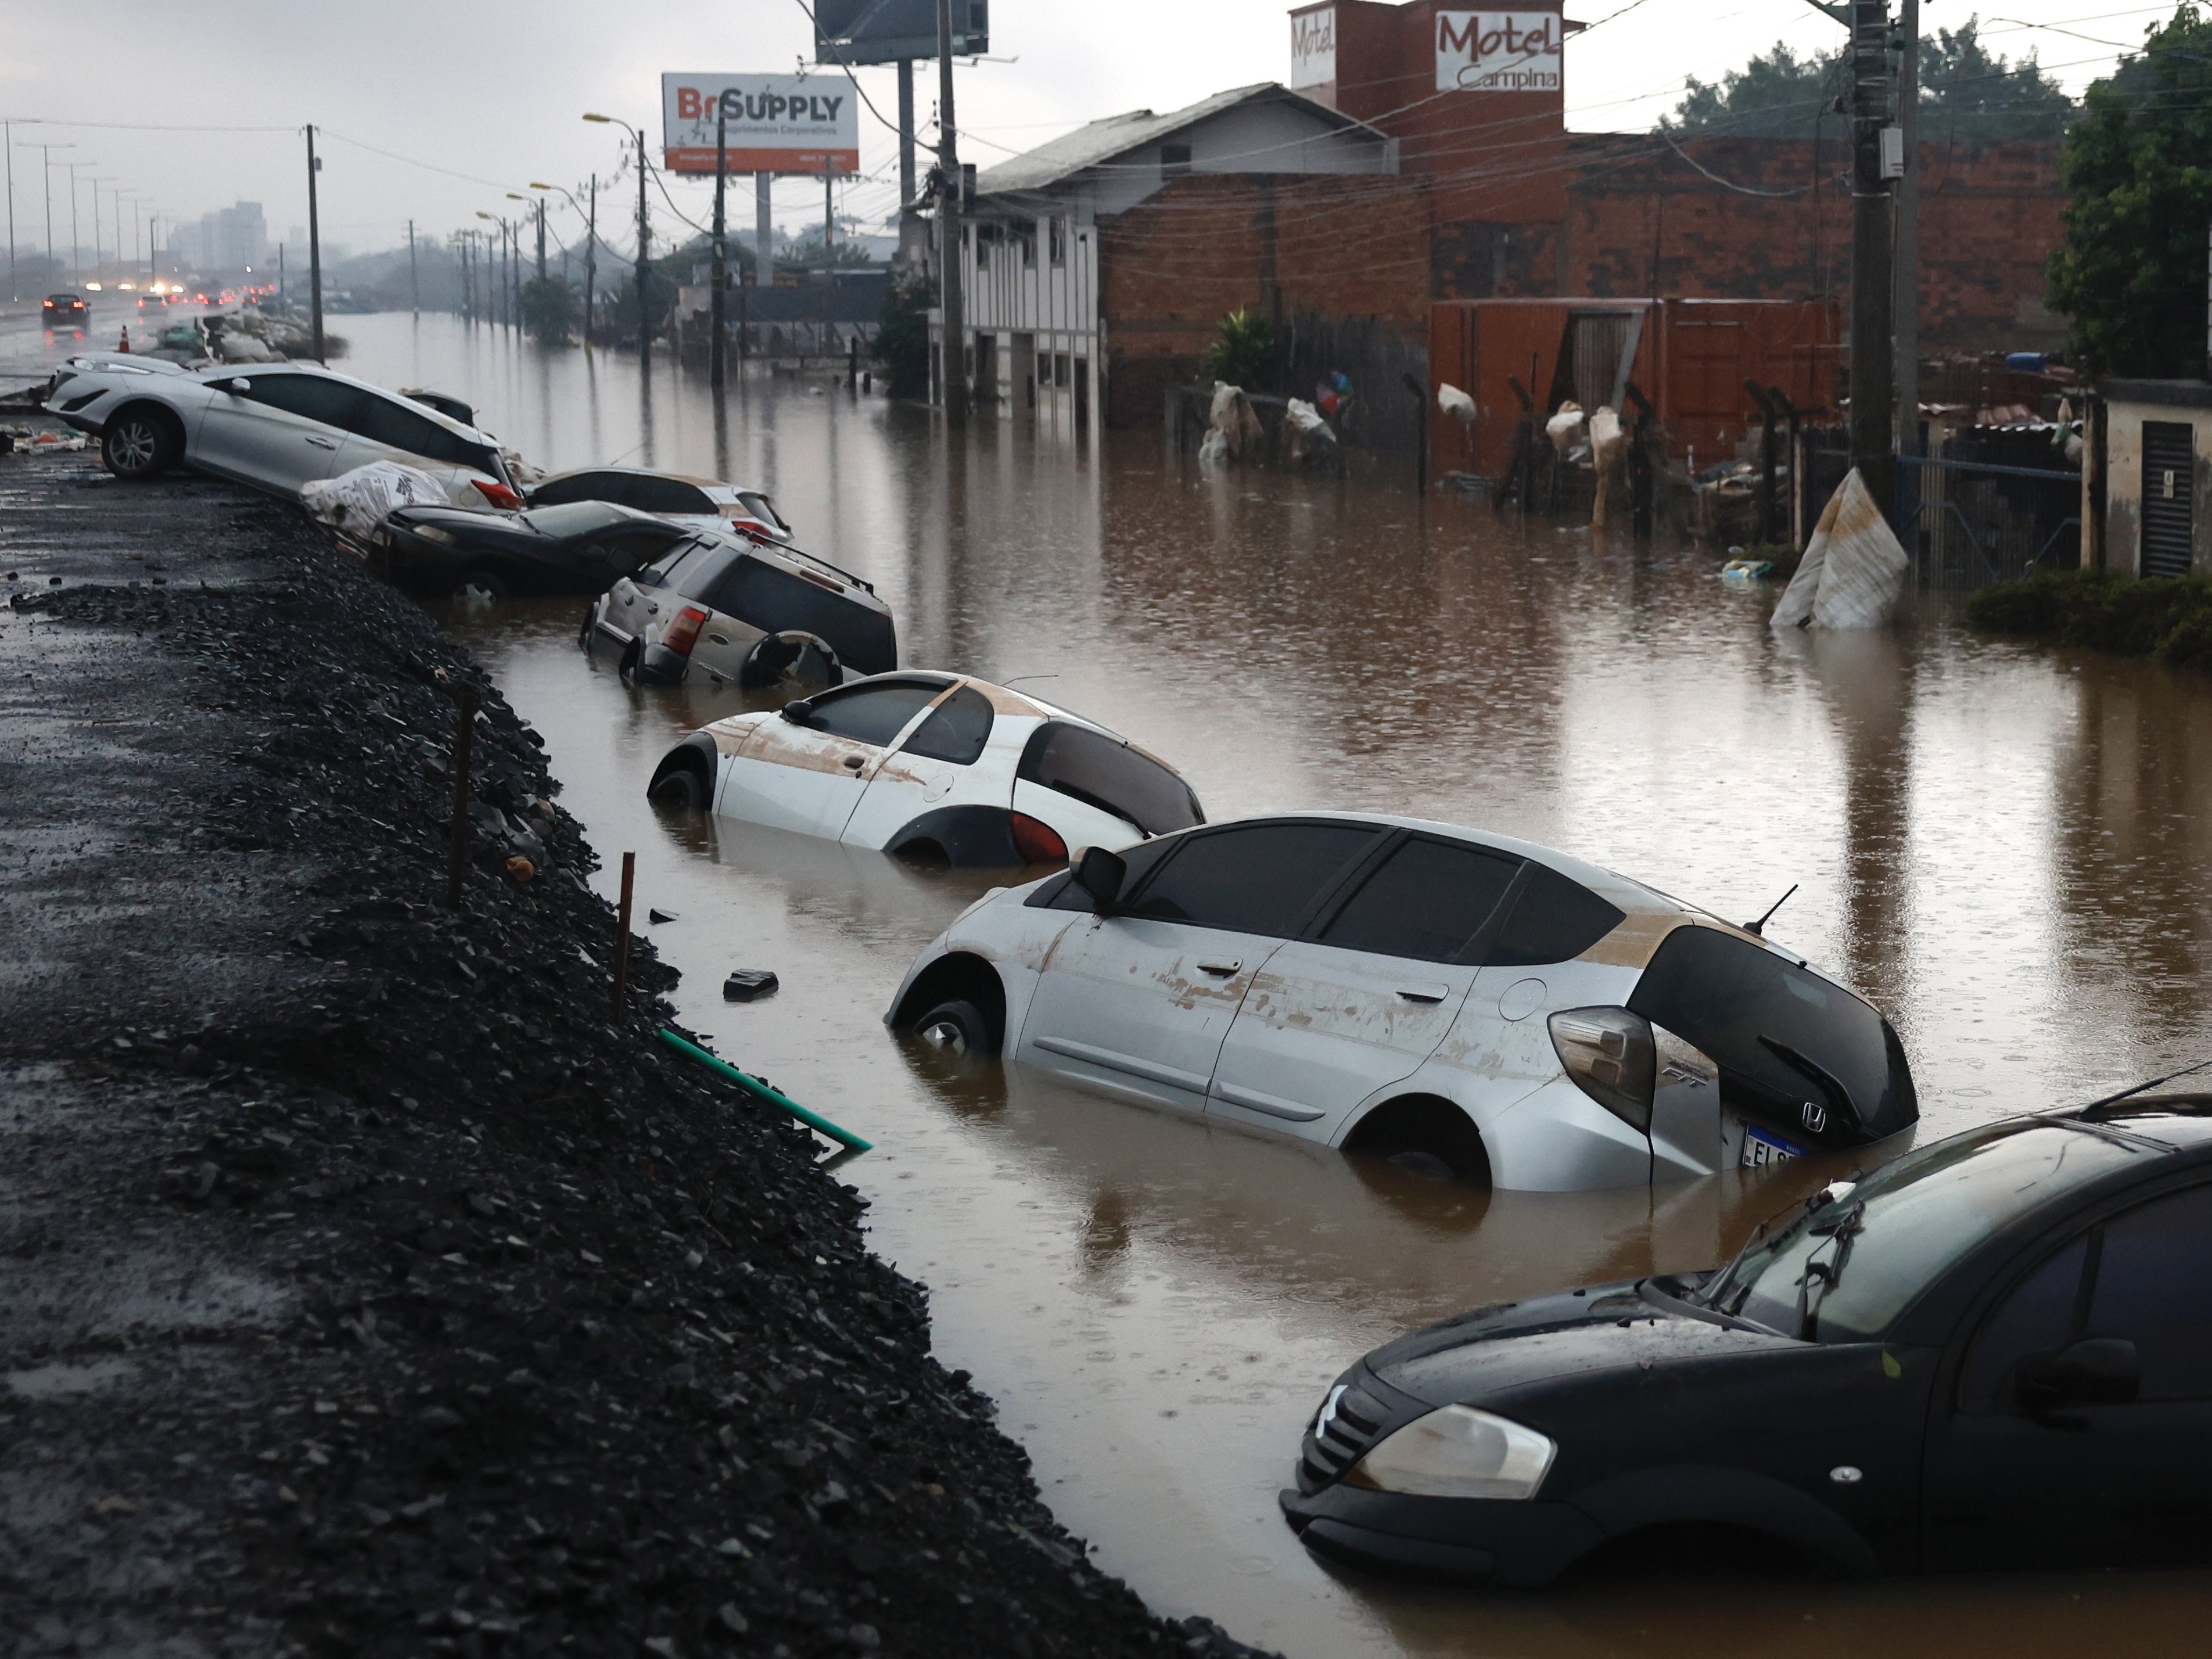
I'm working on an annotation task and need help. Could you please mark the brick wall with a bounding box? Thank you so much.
[1099,173,1432,427]
[1094,134,2069,426]
[1556,135,2067,353]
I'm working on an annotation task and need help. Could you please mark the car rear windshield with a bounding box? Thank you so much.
[626,476,715,515]
[735,491,788,533]
[1017,722,1203,836]
[522,501,636,538]
[1628,926,1916,1140]
[699,555,897,676]
[350,391,497,472]
[1703,1123,2142,1341]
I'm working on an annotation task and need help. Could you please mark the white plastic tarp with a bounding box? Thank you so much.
[1771,467,1909,630]
[301,461,455,542]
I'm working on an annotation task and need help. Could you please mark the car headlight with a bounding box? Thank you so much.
[1343,1404,1556,1500]
[411,524,457,545]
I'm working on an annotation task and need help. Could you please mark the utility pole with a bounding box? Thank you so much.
[756,173,774,290]
[408,218,418,314]
[1893,0,1920,459]
[3,119,13,301]
[896,61,917,265]
[824,157,836,267]
[534,197,546,283]
[1849,0,1895,514]
[584,175,598,345]
[306,125,325,362]
[635,128,651,367]
[937,0,967,426]
[712,109,728,390]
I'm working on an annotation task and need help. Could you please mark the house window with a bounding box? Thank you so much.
[974,223,993,270]
[1016,218,1036,267]
[1048,217,1067,266]
[1161,143,1193,177]
[1053,353,1070,389]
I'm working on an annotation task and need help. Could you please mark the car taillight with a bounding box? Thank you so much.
[1010,813,1069,866]
[473,479,522,509]
[1548,1007,1654,1130]
[663,605,710,657]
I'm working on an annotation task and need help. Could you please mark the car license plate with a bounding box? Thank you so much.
[1741,1125,1807,1168]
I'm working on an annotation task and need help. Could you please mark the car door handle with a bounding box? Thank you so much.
[841,755,866,771]
[708,634,730,645]
[1396,985,1452,1004]
[305,435,339,449]
[1197,960,1242,977]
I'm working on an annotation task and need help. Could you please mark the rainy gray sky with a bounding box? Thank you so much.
[0,0,2166,264]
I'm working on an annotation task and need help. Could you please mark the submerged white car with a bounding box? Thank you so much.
[885,813,1919,1191]
[647,673,1204,868]
[43,356,515,505]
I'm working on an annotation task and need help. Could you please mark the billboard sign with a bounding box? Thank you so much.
[813,0,987,66]
[1290,5,1337,91]
[661,74,861,175]
[1435,12,1564,92]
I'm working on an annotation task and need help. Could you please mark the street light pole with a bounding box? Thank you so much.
[585,176,598,344]
[408,218,418,314]
[582,114,652,367]
[3,119,15,301]
[63,160,90,275]
[937,0,967,426]
[306,124,326,362]
[712,109,728,390]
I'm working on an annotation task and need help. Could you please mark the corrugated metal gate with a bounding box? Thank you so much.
[2142,420,2195,578]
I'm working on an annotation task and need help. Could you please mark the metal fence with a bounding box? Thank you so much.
[1796,430,2080,589]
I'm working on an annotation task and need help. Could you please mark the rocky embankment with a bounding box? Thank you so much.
[0,451,1270,1659]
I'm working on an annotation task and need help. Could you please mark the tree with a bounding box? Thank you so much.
[875,272,935,399]
[1202,309,1275,390]
[2048,5,2212,375]
[1662,19,2073,142]
[519,276,579,345]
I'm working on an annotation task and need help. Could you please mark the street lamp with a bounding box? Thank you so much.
[532,178,601,344]
[473,210,512,329]
[17,139,74,286]
[583,113,651,368]
[62,158,96,275]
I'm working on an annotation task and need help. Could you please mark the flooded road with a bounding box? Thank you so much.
[369,312,2211,1653]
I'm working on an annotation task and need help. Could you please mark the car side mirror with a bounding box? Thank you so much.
[2020,1337,2139,1412]
[1073,846,1127,915]
[222,378,250,394]
[780,699,814,726]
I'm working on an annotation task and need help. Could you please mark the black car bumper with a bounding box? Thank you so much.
[1278,1483,1603,1588]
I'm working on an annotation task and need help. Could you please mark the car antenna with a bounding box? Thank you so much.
[999,674,1062,689]
[1742,884,1799,938]
[2072,1055,2212,1116]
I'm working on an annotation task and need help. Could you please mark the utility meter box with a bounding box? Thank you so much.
[1881,125,1906,178]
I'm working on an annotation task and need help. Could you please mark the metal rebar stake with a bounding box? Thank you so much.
[612,851,636,1015]
[446,684,478,906]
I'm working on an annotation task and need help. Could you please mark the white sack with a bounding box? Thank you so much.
[1202,380,1263,462]
[1771,466,1908,630]
[1197,427,1230,471]
[1438,382,1477,422]
[301,461,456,540]
[1588,405,1624,527]
[1545,400,1585,453]
[1285,397,1331,437]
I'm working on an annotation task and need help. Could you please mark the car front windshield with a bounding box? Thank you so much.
[1698,1122,2142,1341]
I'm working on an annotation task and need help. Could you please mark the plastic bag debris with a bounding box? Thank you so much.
[1721,558,1774,582]
[1545,400,1585,454]
[300,461,457,541]
[1200,382,1263,471]
[1437,383,1475,422]
[1770,468,1908,630]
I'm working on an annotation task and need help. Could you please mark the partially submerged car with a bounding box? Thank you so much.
[648,673,1204,867]
[42,357,516,505]
[586,530,894,691]
[886,813,1915,1188]
[42,292,89,328]
[1282,1097,2212,1584]
[527,466,792,541]
[381,499,694,599]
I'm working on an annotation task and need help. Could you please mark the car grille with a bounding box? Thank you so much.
[1299,1375,1394,1488]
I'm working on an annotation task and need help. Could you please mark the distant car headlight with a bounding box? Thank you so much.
[410,524,457,545]
[1343,1404,1556,1500]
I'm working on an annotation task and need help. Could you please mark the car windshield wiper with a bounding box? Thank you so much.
[1792,1200,1866,1340]
[1697,1187,1827,1311]
[1759,1034,1854,1126]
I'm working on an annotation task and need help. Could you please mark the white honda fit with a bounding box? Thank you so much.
[885,813,1918,1191]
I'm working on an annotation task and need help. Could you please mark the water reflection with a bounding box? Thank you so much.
[388,308,2212,1656]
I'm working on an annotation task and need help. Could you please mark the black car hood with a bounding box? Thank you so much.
[389,506,529,544]
[1367,1281,1798,1407]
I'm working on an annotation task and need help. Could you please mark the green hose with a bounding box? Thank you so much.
[656,1028,874,1154]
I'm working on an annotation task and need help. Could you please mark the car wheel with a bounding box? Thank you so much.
[101,409,179,480]
[647,767,706,811]
[454,566,510,603]
[913,998,992,1058]
[739,632,842,693]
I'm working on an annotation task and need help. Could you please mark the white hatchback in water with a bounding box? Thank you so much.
[647,673,1205,868]
[886,813,1919,1191]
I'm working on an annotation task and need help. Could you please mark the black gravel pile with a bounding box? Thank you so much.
[0,471,1272,1659]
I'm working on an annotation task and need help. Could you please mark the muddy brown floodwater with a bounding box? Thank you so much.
[339,313,2212,1656]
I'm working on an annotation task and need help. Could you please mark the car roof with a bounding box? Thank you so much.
[824,672,1153,755]
[1165,810,1788,972]
[188,360,497,444]
[536,465,751,493]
